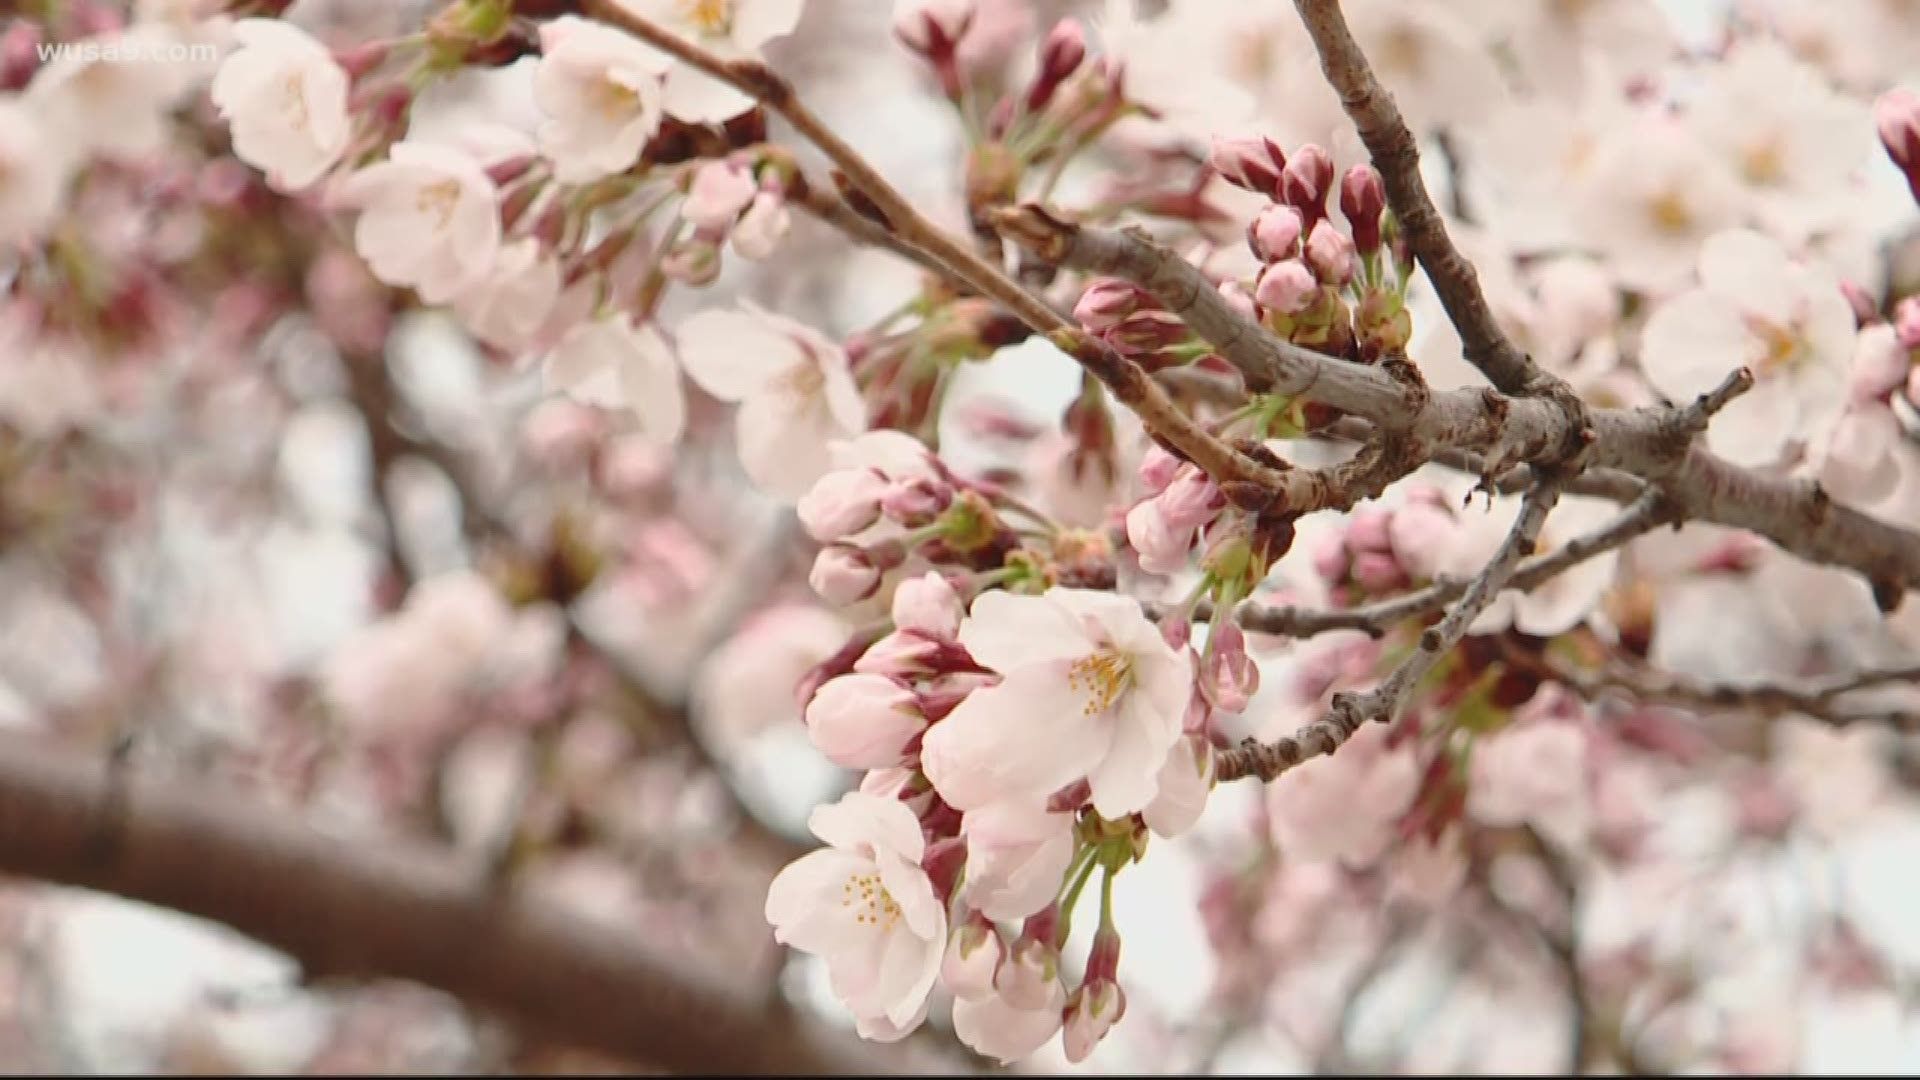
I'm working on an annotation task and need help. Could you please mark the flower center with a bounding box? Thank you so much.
[678,0,733,35]
[1741,136,1786,186]
[841,870,903,930]
[415,178,461,231]
[1645,187,1694,237]
[590,74,642,119]
[1068,648,1134,718]
[778,358,825,401]
[1747,315,1805,375]
[281,72,311,134]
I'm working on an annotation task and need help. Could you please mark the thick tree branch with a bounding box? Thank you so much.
[1217,479,1564,781]
[994,213,1920,603]
[574,1,1295,505]
[0,733,953,1074]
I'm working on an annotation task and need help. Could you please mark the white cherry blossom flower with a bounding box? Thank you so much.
[211,19,352,192]
[623,0,805,122]
[1641,229,1854,467]
[920,588,1191,818]
[27,23,197,160]
[333,142,502,304]
[0,96,72,246]
[1685,40,1872,242]
[1572,114,1746,293]
[541,315,685,448]
[675,305,865,500]
[533,16,670,183]
[764,791,946,1032]
[951,981,1067,1064]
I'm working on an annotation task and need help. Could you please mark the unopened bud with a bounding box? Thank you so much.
[1877,88,1920,202]
[1340,164,1387,254]
[1208,134,1286,194]
[809,544,882,606]
[1255,259,1318,315]
[1104,310,1188,356]
[1027,19,1087,112]
[1306,220,1355,285]
[1073,277,1145,331]
[1248,204,1304,263]
[1279,143,1334,223]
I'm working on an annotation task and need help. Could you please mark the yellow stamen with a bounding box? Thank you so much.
[1067,649,1134,718]
[840,870,904,930]
[678,0,733,35]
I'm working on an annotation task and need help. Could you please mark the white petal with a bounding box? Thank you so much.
[1087,690,1182,818]
[619,322,687,447]
[958,591,1093,673]
[808,790,925,861]
[736,388,844,501]
[661,64,756,122]
[674,308,797,400]
[734,0,805,51]
[1641,289,1758,402]
[1699,228,1796,313]
[920,668,1103,811]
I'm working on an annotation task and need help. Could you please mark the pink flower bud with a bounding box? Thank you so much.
[1062,979,1126,1064]
[1312,534,1350,583]
[1208,134,1286,194]
[1306,220,1356,285]
[1346,506,1394,553]
[1074,277,1145,331]
[1279,143,1334,222]
[894,0,976,56]
[804,673,926,769]
[1248,204,1304,262]
[1387,500,1456,580]
[0,22,43,91]
[1027,18,1087,112]
[892,571,963,638]
[1158,467,1225,531]
[1877,89,1920,171]
[1136,444,1182,495]
[943,914,1005,1000]
[797,469,887,542]
[1896,295,1920,351]
[853,629,942,678]
[1255,258,1318,315]
[1204,620,1258,713]
[880,475,953,526]
[1125,498,1189,576]
[1159,616,1192,651]
[684,161,757,231]
[1349,550,1406,593]
[995,937,1061,1010]
[1340,164,1387,254]
[1849,325,1908,405]
[809,544,882,606]
[1840,278,1878,329]
[731,191,791,260]
[1104,310,1188,356]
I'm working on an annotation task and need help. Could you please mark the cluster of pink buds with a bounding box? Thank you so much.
[1210,138,1410,362]
[1073,278,1199,366]
[1311,490,1457,604]
[669,153,793,281]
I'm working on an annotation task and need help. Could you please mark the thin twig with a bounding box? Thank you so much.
[1217,478,1565,781]
[1545,655,1920,731]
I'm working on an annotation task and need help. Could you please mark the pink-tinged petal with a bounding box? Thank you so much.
[619,322,687,447]
[855,997,930,1042]
[807,791,925,861]
[964,803,1077,923]
[733,0,805,51]
[958,590,1091,673]
[820,355,868,435]
[764,848,871,947]
[874,908,945,1026]
[1702,379,1800,467]
[1087,690,1182,817]
[920,668,1104,811]
[1046,587,1155,648]
[1698,228,1796,314]
[1144,734,1213,838]
[1640,289,1757,402]
[661,64,756,122]
[952,985,1067,1064]
[674,309,798,400]
[736,387,841,500]
[877,849,944,942]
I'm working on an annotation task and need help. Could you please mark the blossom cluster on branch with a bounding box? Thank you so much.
[3,0,1920,1072]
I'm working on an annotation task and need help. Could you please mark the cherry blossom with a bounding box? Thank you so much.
[0,96,70,245]
[539,315,686,448]
[675,305,866,499]
[450,239,563,354]
[921,588,1190,817]
[332,142,503,305]
[624,0,805,122]
[951,981,1066,1064]
[764,791,946,1031]
[958,802,1076,922]
[1641,229,1855,467]
[533,16,669,183]
[210,19,351,192]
